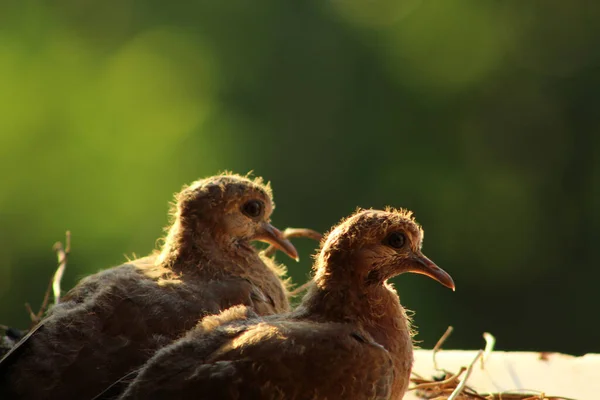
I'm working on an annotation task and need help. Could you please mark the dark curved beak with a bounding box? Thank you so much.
[408,253,455,291]
[253,222,299,261]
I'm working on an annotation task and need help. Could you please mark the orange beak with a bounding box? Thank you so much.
[408,253,455,291]
[253,222,299,261]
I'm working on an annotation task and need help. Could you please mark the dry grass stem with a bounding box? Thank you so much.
[23,231,71,326]
[484,392,577,400]
[481,332,496,370]
[289,280,314,297]
[447,350,483,400]
[52,231,71,304]
[433,326,454,371]
[262,227,322,258]
[409,366,466,391]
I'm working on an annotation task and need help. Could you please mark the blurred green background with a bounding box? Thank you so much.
[1,1,598,354]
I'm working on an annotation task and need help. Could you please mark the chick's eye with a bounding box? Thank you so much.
[242,200,264,218]
[385,232,406,249]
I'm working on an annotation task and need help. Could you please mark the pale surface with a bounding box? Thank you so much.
[406,349,599,400]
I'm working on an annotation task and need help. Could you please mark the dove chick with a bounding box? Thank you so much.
[117,208,454,400]
[0,173,303,400]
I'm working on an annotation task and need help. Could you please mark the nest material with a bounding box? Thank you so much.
[409,327,575,400]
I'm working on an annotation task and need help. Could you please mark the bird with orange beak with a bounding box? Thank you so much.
[114,208,454,400]
[0,173,314,400]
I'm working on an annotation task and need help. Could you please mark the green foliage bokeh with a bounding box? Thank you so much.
[1,1,598,354]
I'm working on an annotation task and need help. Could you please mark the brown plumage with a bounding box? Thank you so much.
[116,208,455,400]
[0,173,304,400]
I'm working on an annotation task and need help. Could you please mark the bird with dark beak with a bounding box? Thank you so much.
[0,173,318,400]
[115,208,454,400]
